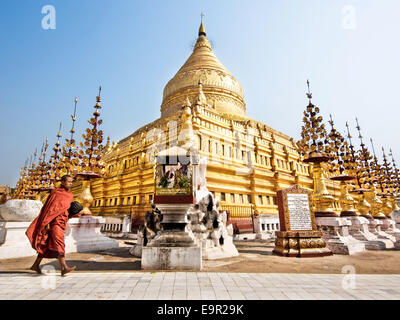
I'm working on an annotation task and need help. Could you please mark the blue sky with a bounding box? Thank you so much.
[1,0,399,186]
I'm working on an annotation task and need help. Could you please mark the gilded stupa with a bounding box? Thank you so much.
[161,21,246,119]
[72,20,341,231]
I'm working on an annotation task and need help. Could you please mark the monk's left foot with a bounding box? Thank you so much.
[30,265,42,274]
[61,266,76,276]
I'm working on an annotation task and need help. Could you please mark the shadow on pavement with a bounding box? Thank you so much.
[42,260,142,271]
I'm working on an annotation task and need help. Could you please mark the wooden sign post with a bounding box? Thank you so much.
[273,185,332,257]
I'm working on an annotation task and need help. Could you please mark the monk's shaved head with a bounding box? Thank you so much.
[60,175,72,182]
[60,175,73,191]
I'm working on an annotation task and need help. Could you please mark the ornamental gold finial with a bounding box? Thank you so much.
[95,86,102,110]
[306,79,312,103]
[61,97,80,175]
[57,121,62,138]
[298,79,330,157]
[76,87,105,176]
[356,117,363,143]
[355,119,375,190]
[370,138,377,159]
[199,13,206,37]
[345,121,353,141]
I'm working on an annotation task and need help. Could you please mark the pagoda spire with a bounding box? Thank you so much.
[327,114,347,176]
[199,13,206,36]
[381,147,394,194]
[345,121,361,188]
[306,79,313,104]
[370,138,385,193]
[389,148,400,195]
[355,118,373,189]
[58,97,81,176]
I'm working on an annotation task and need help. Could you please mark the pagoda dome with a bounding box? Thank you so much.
[161,21,246,118]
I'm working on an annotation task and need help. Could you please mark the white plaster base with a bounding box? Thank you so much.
[253,214,280,240]
[378,219,400,249]
[371,219,397,249]
[0,199,42,222]
[0,222,36,259]
[65,216,119,253]
[233,233,257,241]
[368,219,382,235]
[201,237,239,260]
[316,217,366,255]
[0,222,5,245]
[129,230,143,258]
[256,232,275,240]
[391,210,400,229]
[346,216,394,250]
[141,246,202,270]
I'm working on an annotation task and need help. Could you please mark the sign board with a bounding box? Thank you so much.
[277,185,316,232]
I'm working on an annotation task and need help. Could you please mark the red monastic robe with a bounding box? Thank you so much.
[26,188,73,258]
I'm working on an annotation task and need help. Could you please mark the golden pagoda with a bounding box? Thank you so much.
[71,20,341,230]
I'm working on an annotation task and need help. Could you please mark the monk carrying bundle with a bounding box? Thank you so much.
[26,175,83,276]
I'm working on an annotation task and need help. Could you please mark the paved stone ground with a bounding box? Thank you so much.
[0,272,399,300]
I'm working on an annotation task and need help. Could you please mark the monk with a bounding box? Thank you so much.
[26,175,78,276]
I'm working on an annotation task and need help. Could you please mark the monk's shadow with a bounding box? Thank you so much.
[234,243,275,249]
[0,270,41,275]
[92,247,134,259]
[42,260,142,271]
[237,249,273,256]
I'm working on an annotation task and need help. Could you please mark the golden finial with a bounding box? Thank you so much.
[345,121,353,141]
[71,97,78,132]
[389,148,396,167]
[306,79,312,103]
[355,117,363,143]
[199,13,206,37]
[328,114,334,127]
[97,86,102,101]
[370,138,377,159]
[57,121,62,138]
[95,86,102,109]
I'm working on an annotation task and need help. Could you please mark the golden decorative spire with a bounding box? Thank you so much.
[306,79,312,104]
[355,118,374,190]
[61,97,80,175]
[327,114,348,177]
[196,80,207,106]
[199,13,206,36]
[381,147,394,194]
[185,95,191,107]
[389,148,400,195]
[161,17,245,118]
[77,86,105,176]
[298,80,331,158]
[49,122,63,187]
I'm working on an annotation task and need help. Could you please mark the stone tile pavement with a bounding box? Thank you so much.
[0,272,399,300]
